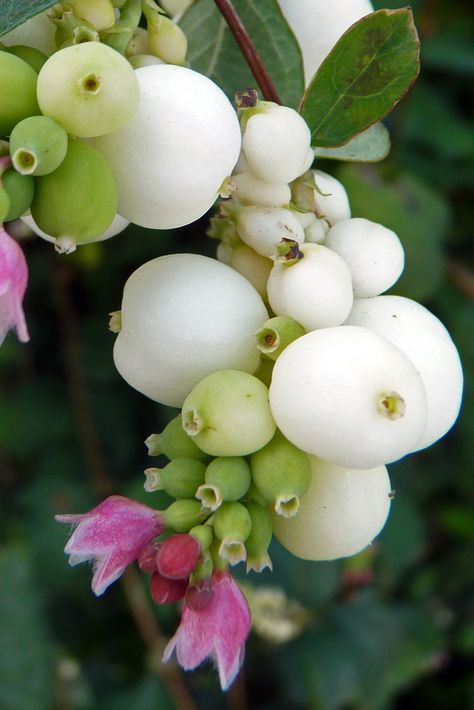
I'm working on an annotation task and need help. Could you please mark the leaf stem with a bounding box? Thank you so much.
[213,0,282,104]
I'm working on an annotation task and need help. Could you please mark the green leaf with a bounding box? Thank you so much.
[0,542,55,710]
[300,8,420,148]
[314,122,390,162]
[180,0,304,109]
[0,1,56,36]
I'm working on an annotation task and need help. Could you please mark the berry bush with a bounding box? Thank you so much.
[0,0,472,707]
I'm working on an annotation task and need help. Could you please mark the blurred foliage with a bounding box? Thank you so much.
[0,0,473,708]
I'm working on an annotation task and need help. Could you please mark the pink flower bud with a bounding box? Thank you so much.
[150,571,188,605]
[157,533,200,579]
[0,226,29,345]
[138,539,161,573]
[55,495,164,595]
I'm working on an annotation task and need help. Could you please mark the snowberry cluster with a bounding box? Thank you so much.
[111,96,462,579]
[0,1,463,693]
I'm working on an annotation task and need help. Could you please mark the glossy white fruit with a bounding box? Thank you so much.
[114,254,268,407]
[325,217,405,297]
[229,172,291,207]
[345,296,464,449]
[236,206,305,257]
[242,104,311,184]
[279,0,374,84]
[272,457,391,560]
[269,326,428,468]
[312,169,351,225]
[94,64,241,229]
[229,243,272,300]
[267,243,353,330]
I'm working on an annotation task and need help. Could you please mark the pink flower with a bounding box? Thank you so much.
[0,226,29,345]
[164,570,251,691]
[56,495,164,595]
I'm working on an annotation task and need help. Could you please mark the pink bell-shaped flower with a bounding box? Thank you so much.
[0,226,29,345]
[163,570,251,691]
[56,495,164,595]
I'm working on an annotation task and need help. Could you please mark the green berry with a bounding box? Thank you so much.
[37,42,139,138]
[31,140,118,253]
[10,116,68,176]
[0,51,39,136]
[2,168,35,221]
[182,369,276,457]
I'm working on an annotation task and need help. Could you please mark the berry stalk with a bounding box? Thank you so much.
[213,0,282,104]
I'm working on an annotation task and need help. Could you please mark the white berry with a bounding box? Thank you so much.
[345,296,464,450]
[325,217,405,297]
[113,254,268,407]
[269,326,428,468]
[272,456,391,560]
[267,243,353,330]
[242,104,311,184]
[94,65,241,229]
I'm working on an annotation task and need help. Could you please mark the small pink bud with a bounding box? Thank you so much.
[0,226,29,345]
[150,571,188,605]
[138,540,161,573]
[157,533,200,580]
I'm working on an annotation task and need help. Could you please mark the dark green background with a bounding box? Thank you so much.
[0,0,473,707]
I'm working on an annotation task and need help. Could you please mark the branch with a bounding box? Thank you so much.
[53,263,197,710]
[214,0,282,104]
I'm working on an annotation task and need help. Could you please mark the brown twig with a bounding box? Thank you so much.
[447,258,474,300]
[214,0,282,104]
[53,263,197,710]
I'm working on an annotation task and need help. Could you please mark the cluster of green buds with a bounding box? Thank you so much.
[144,401,312,576]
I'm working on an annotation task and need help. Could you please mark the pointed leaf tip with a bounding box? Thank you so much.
[300,8,420,148]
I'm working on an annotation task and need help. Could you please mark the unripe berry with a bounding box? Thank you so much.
[182,369,276,457]
[69,0,116,31]
[2,45,47,74]
[30,141,118,253]
[10,115,68,176]
[144,458,206,498]
[21,212,128,247]
[37,43,139,138]
[197,457,251,511]
[250,430,311,518]
[145,414,210,462]
[2,169,34,221]
[272,457,391,560]
[0,52,39,136]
